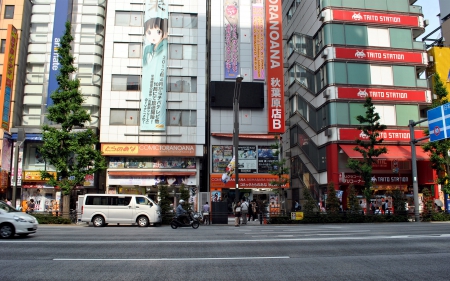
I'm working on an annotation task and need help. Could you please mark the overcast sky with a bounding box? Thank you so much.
[416,0,442,41]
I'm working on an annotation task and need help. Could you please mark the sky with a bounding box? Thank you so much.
[416,0,442,42]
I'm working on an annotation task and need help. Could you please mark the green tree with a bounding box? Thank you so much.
[179,184,190,208]
[325,182,340,215]
[302,187,318,216]
[422,73,450,196]
[391,189,407,215]
[347,97,387,213]
[269,136,289,214]
[347,184,362,214]
[39,22,106,216]
[158,185,172,223]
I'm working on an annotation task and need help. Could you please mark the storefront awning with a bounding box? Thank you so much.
[339,145,430,160]
[211,133,277,139]
[108,171,196,176]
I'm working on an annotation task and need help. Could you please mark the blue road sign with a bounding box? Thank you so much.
[427,104,450,142]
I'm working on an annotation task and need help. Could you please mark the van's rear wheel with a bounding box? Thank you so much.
[92,215,105,227]
[137,216,149,227]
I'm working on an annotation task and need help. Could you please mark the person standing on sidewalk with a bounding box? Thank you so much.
[241,198,249,224]
[202,202,210,225]
[234,202,241,227]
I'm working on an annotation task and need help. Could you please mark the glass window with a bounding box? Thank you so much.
[390,28,413,49]
[168,111,181,125]
[368,27,390,47]
[129,43,141,58]
[115,12,130,26]
[396,105,418,126]
[290,126,298,146]
[374,105,396,125]
[170,45,183,59]
[130,12,143,26]
[183,45,197,60]
[110,109,139,125]
[345,25,368,46]
[170,13,184,28]
[349,103,366,125]
[387,0,409,12]
[168,77,197,92]
[288,38,294,56]
[297,97,308,118]
[184,14,198,28]
[167,110,196,126]
[0,39,6,53]
[342,0,365,9]
[4,5,14,19]
[289,96,297,114]
[135,196,149,205]
[347,63,370,85]
[370,65,393,85]
[111,75,140,91]
[323,24,345,45]
[333,62,347,84]
[113,43,129,58]
[364,0,387,10]
[125,110,139,125]
[393,66,415,87]
[0,75,2,90]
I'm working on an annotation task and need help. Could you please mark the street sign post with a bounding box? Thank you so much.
[427,104,450,142]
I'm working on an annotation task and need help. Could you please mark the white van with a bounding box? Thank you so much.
[80,194,162,227]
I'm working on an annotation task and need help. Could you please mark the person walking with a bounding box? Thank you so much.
[240,199,249,224]
[202,202,210,225]
[5,199,12,206]
[251,200,258,221]
[27,199,35,214]
[234,202,241,227]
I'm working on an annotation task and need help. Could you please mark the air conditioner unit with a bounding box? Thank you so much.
[429,55,434,62]
[424,19,429,27]
[324,128,332,137]
[319,11,325,21]
[285,151,291,157]
[321,48,329,58]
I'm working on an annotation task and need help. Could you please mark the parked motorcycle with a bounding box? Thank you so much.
[171,210,200,229]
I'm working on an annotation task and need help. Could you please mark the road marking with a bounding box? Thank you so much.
[53,256,290,261]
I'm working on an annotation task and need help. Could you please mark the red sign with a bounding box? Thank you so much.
[339,128,425,142]
[339,173,412,185]
[335,47,425,64]
[332,10,420,27]
[210,174,289,188]
[265,0,285,133]
[336,87,430,102]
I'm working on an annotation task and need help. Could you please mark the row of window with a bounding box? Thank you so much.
[113,43,197,60]
[111,75,197,93]
[286,0,302,23]
[288,62,425,95]
[290,125,327,171]
[290,95,426,131]
[115,11,198,28]
[109,109,197,127]
[286,24,421,60]
[3,5,14,19]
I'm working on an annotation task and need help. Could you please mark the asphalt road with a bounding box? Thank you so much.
[1,222,450,281]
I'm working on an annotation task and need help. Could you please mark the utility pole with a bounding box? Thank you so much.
[233,75,243,202]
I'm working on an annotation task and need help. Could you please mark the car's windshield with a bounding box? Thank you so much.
[0,201,19,213]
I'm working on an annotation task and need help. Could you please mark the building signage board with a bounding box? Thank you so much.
[339,128,425,142]
[47,0,72,108]
[257,146,278,173]
[1,25,18,130]
[140,0,168,131]
[224,0,240,78]
[101,144,196,157]
[336,87,431,102]
[238,145,257,173]
[339,173,412,185]
[210,174,289,188]
[265,0,285,133]
[332,9,421,27]
[427,104,450,142]
[335,47,425,64]
[252,3,265,80]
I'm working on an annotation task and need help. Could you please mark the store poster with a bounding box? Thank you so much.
[211,191,222,202]
[212,145,233,173]
[108,157,196,169]
[238,145,257,173]
[224,0,240,78]
[257,146,278,173]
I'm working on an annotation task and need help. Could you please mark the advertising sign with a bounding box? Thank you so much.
[1,25,18,130]
[252,3,265,80]
[47,0,72,108]
[238,145,257,173]
[101,144,196,157]
[210,174,289,188]
[339,173,412,185]
[336,87,431,103]
[224,0,240,78]
[141,0,169,130]
[339,128,426,142]
[266,0,285,133]
[332,10,421,27]
[335,47,425,64]
[257,146,278,173]
[212,145,233,173]
[428,104,450,142]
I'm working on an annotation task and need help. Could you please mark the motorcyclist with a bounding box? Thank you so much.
[176,199,189,224]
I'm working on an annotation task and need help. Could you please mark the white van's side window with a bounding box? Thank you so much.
[111,197,132,206]
[135,196,150,205]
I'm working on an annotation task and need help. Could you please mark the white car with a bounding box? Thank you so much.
[0,201,38,238]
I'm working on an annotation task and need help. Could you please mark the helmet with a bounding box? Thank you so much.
[179,199,185,204]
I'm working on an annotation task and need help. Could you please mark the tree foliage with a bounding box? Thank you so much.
[269,136,289,212]
[39,21,106,196]
[179,184,190,208]
[422,73,450,194]
[158,185,172,215]
[347,97,387,209]
[302,187,318,215]
[325,182,340,214]
[347,185,362,214]
[391,189,407,215]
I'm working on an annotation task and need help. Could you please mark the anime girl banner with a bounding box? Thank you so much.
[141,0,169,130]
[252,3,265,80]
[224,0,240,78]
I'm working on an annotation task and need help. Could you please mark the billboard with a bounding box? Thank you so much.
[1,25,18,130]
[47,0,72,108]
[252,3,265,80]
[224,0,240,78]
[265,0,285,133]
[427,47,450,96]
[140,0,169,130]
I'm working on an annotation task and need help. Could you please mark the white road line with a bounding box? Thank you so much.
[53,256,290,261]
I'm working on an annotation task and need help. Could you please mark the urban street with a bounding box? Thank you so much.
[1,222,450,281]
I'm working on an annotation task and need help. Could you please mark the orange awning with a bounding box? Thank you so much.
[339,145,430,160]
[211,133,277,139]
[108,171,196,176]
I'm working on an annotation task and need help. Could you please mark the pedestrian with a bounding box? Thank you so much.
[202,201,210,225]
[294,200,301,211]
[240,198,249,224]
[371,201,376,214]
[27,199,35,214]
[251,200,258,221]
[234,202,241,227]
[247,200,253,222]
[5,198,12,206]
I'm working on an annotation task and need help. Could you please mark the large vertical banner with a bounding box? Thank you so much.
[47,0,72,108]
[0,25,18,130]
[224,0,240,78]
[265,0,285,133]
[252,3,265,80]
[141,0,169,131]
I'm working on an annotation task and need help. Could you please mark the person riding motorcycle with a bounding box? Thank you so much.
[176,199,189,224]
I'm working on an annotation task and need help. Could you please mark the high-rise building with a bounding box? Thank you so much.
[100,0,207,205]
[284,0,437,212]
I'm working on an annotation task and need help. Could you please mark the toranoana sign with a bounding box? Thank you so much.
[101,144,196,156]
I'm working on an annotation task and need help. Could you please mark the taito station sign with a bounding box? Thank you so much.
[332,9,421,27]
[336,87,431,103]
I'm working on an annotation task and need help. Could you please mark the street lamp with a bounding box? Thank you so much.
[233,74,243,203]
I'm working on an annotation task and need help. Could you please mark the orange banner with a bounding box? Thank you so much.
[1,24,18,130]
[23,171,57,182]
[101,143,196,156]
[210,174,289,188]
